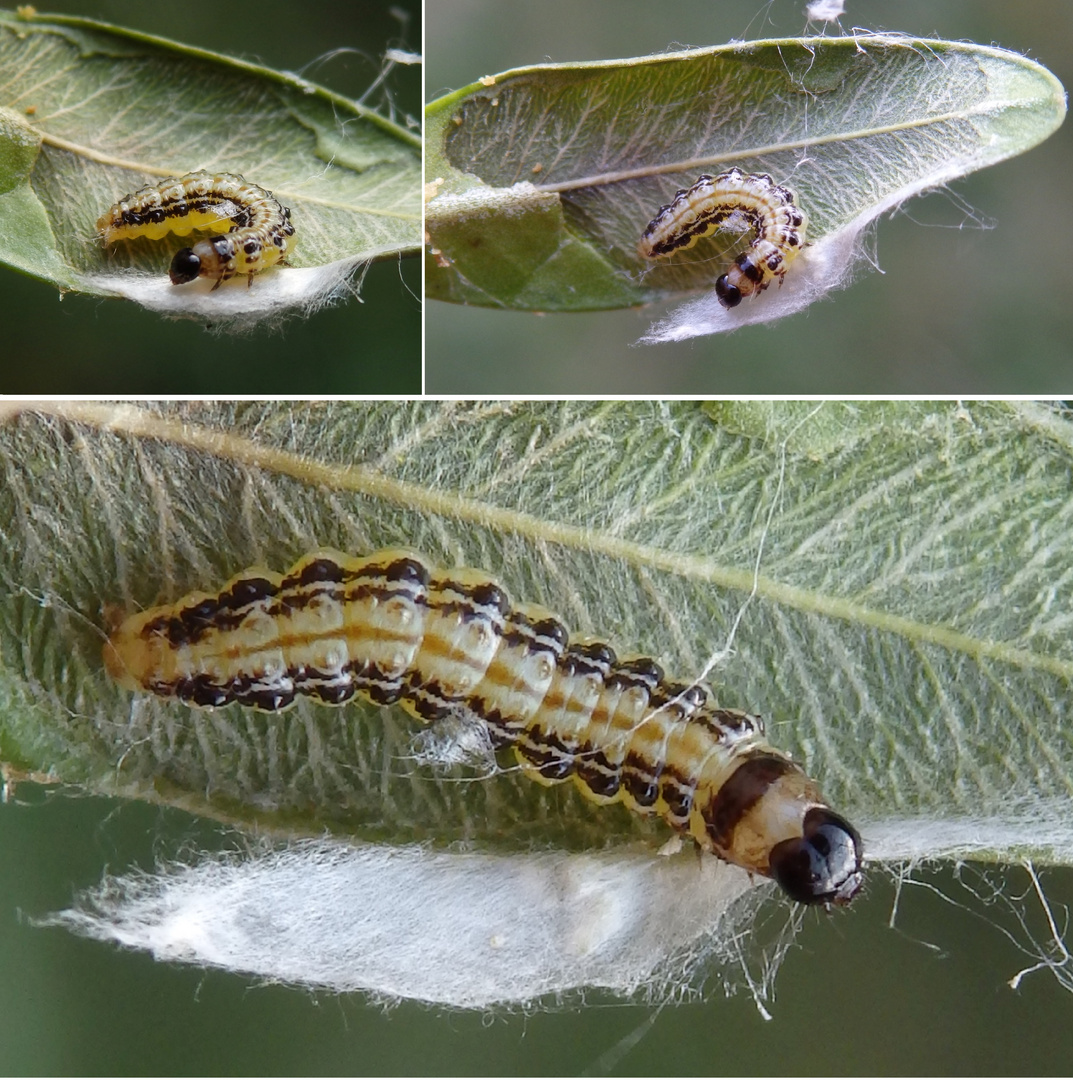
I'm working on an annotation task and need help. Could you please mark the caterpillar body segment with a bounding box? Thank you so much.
[104,547,863,906]
[97,171,296,288]
[639,168,808,308]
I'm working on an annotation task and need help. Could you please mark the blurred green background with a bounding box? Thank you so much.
[0,0,421,392]
[2,785,1072,1074]
[426,0,1073,392]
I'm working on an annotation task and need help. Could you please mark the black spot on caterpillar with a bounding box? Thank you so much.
[97,172,296,288]
[638,168,807,308]
[103,548,863,906]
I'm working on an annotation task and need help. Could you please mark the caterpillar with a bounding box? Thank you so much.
[103,548,863,906]
[638,168,807,309]
[97,172,296,288]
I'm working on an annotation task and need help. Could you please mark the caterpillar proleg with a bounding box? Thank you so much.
[97,172,296,288]
[104,548,863,906]
[638,169,807,308]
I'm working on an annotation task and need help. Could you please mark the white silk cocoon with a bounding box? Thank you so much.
[41,799,1073,1007]
[45,841,759,1008]
[78,249,396,331]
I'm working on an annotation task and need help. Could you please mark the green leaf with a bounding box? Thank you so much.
[0,8,421,325]
[2,400,1073,871]
[425,35,1065,326]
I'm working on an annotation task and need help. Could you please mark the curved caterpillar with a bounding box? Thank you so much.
[103,548,863,906]
[97,172,296,288]
[638,169,807,309]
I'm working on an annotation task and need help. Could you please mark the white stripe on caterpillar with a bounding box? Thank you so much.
[103,548,863,906]
[97,172,296,288]
[638,169,807,308]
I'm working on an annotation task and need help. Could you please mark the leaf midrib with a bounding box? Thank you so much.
[14,400,1068,683]
[32,132,420,221]
[428,34,1063,197]
[531,107,1000,195]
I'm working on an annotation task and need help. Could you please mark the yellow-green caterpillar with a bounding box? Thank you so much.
[639,168,807,308]
[104,548,863,906]
[97,171,296,288]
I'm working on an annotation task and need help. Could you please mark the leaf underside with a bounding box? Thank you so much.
[0,9,422,316]
[425,35,1065,313]
[2,400,1073,870]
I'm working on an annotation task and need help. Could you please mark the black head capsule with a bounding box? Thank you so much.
[768,807,864,906]
[169,247,201,285]
[715,274,742,308]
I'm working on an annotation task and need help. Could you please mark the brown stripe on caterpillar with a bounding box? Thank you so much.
[638,168,808,309]
[103,547,863,906]
[97,171,296,289]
